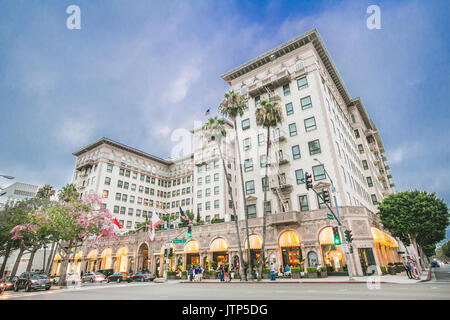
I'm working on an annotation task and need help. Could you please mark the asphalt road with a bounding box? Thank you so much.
[432,264,450,283]
[1,279,449,300]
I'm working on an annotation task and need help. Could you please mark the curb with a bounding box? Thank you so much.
[178,281,387,284]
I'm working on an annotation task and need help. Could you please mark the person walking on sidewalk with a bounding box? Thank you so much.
[270,263,276,281]
[403,259,413,279]
[189,266,194,282]
[410,259,421,280]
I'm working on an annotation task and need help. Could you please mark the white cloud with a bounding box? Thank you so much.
[165,66,201,103]
[58,118,95,149]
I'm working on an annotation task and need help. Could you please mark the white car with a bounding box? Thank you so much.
[66,273,81,284]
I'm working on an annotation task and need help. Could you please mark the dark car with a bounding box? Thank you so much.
[2,276,18,291]
[130,272,156,282]
[430,260,440,268]
[97,269,114,277]
[107,272,131,283]
[14,272,51,292]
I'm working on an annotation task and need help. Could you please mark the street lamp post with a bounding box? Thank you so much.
[314,159,354,281]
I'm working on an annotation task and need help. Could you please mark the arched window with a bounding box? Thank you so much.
[295,59,304,71]
[109,151,115,161]
[240,84,247,95]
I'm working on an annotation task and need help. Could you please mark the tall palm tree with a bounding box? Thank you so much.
[202,116,246,281]
[218,90,252,280]
[255,98,283,281]
[58,183,78,203]
[36,184,55,200]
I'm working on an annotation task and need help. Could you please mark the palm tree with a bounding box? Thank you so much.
[36,184,55,200]
[58,183,78,203]
[255,98,283,281]
[202,116,246,281]
[218,90,252,280]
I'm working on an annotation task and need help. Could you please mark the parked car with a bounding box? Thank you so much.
[2,276,18,291]
[14,272,51,292]
[106,272,131,283]
[131,272,156,282]
[66,272,81,284]
[82,272,106,283]
[430,260,440,268]
[97,269,114,277]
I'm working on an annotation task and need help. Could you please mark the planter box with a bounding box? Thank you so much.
[307,272,318,278]
[292,273,300,279]
[263,273,270,279]
[168,275,176,280]
[320,272,328,278]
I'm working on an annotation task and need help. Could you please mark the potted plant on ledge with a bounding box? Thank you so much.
[291,267,301,279]
[380,266,387,275]
[167,271,177,280]
[319,266,328,278]
[307,267,318,278]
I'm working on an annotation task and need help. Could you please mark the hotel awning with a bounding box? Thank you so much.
[245,234,263,249]
[210,238,228,252]
[184,240,200,253]
[279,230,301,247]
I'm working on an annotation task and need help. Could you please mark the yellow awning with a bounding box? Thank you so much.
[87,250,97,259]
[385,233,399,248]
[245,234,263,249]
[371,227,388,246]
[279,230,301,247]
[319,227,336,245]
[101,248,112,258]
[184,240,200,253]
[210,238,228,252]
[116,246,128,256]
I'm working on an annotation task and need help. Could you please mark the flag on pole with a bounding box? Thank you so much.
[148,211,162,242]
[179,207,191,222]
[113,217,126,235]
[205,108,210,116]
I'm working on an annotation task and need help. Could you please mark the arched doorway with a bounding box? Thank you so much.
[278,230,302,267]
[52,254,62,276]
[86,250,97,272]
[71,251,83,274]
[100,248,112,270]
[184,240,200,269]
[245,234,262,267]
[137,243,149,272]
[319,227,347,275]
[210,238,229,266]
[116,247,128,273]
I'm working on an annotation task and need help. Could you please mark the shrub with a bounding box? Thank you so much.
[307,267,317,273]
[209,270,216,276]
[167,271,176,276]
[291,267,301,273]
[320,266,327,272]
[263,268,270,274]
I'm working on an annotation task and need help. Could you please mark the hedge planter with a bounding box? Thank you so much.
[168,275,177,280]
[320,272,328,278]
[307,273,318,278]
[292,273,300,279]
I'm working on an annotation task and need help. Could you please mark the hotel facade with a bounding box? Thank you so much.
[61,29,402,278]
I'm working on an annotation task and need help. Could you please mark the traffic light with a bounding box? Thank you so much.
[332,226,341,245]
[187,224,192,238]
[322,189,330,203]
[344,229,353,243]
[164,248,168,257]
[305,172,313,190]
[169,248,173,258]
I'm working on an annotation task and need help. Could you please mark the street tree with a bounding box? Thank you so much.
[219,89,251,280]
[378,190,449,271]
[255,98,283,281]
[202,116,246,280]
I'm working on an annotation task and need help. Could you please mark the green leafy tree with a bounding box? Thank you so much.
[202,116,245,280]
[219,90,251,281]
[36,184,56,199]
[58,183,78,203]
[378,190,449,271]
[255,98,283,280]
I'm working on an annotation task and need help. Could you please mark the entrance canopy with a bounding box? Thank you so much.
[371,228,398,248]
[245,234,263,249]
[102,248,112,258]
[87,250,97,259]
[184,240,200,253]
[116,246,128,256]
[279,230,301,247]
[318,227,336,245]
[210,238,228,252]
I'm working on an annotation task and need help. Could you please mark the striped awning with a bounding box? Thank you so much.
[184,240,200,253]
[279,230,301,247]
[116,246,128,256]
[319,227,336,245]
[87,250,97,259]
[245,234,263,249]
[210,238,228,252]
[371,227,398,247]
[101,248,111,258]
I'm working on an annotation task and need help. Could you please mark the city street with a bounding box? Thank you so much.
[1,275,449,300]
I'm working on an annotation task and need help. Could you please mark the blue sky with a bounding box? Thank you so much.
[0,0,449,215]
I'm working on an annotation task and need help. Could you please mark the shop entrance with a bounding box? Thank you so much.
[186,254,200,268]
[358,248,377,276]
[212,252,228,265]
[281,247,301,267]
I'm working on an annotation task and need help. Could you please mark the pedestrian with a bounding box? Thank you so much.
[411,260,421,280]
[189,266,194,282]
[194,266,199,281]
[403,259,413,279]
[224,265,229,282]
[199,266,203,282]
[270,262,276,281]
[219,265,225,282]
[229,266,234,282]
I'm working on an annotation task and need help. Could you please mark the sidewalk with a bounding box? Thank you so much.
[177,270,430,285]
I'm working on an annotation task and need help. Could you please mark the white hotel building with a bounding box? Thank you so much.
[71,29,401,278]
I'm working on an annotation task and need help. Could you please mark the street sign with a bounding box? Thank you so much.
[326,213,334,220]
[173,239,187,243]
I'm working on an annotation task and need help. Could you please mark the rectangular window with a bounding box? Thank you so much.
[122,194,127,202]
[125,170,131,178]
[304,117,317,132]
[258,133,265,145]
[129,195,135,203]
[312,164,326,181]
[367,177,373,187]
[265,201,272,214]
[123,182,129,190]
[119,168,124,176]
[351,115,356,123]
[299,195,309,212]
[262,177,269,192]
[206,215,210,223]
[246,204,257,219]
[117,180,123,188]
[113,205,119,214]
[358,144,364,154]
[214,186,219,195]
[255,96,260,107]
[297,76,308,90]
[371,194,378,205]
[295,169,304,184]
[115,193,121,201]
[318,194,327,209]
[104,177,111,185]
[128,208,133,216]
[308,139,321,155]
[205,175,210,184]
[300,96,312,110]
[245,180,255,195]
[292,145,301,160]
[197,177,202,186]
[107,165,113,173]
[354,129,360,138]
[197,190,202,198]
[283,84,290,96]
[362,160,368,170]
[285,103,293,115]
[242,119,250,130]
[260,154,267,168]
[214,173,219,181]
[243,138,251,150]
[205,201,210,210]
[214,200,219,209]
[244,159,253,172]
[205,188,211,197]
[289,123,297,136]
[120,207,125,215]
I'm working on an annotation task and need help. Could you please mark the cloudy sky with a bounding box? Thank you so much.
[0,0,449,213]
